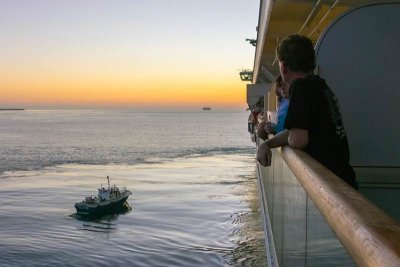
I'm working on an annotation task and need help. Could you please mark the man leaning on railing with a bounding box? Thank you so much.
[256,34,357,189]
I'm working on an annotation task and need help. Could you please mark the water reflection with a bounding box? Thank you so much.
[1,156,266,267]
[70,202,132,232]
[80,221,117,232]
[230,174,268,267]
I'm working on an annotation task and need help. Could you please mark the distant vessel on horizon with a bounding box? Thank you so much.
[0,108,24,111]
[202,106,212,111]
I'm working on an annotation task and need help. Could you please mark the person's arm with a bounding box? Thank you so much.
[288,128,308,148]
[264,129,289,148]
[264,121,276,134]
[256,130,289,167]
[256,122,269,140]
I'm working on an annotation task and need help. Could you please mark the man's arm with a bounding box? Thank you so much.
[256,128,309,166]
[256,122,269,140]
[256,130,289,167]
[265,129,289,148]
[288,128,308,148]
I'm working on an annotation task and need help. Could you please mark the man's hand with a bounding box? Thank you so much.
[256,142,272,167]
[258,121,266,130]
[256,129,289,167]
[264,121,276,134]
[256,122,268,140]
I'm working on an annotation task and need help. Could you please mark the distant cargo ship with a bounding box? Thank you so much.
[202,106,212,111]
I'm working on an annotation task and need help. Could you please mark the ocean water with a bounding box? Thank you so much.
[0,110,266,267]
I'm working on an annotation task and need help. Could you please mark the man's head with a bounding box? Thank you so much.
[276,35,315,84]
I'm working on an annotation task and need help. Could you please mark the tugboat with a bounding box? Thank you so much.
[75,176,132,217]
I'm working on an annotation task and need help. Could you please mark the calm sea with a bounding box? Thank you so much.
[0,110,266,267]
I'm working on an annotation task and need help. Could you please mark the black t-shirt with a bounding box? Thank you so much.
[284,75,356,188]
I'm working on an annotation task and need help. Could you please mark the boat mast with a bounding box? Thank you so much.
[107,176,110,189]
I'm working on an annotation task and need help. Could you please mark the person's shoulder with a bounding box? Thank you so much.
[280,98,289,107]
[294,75,324,86]
[293,75,327,94]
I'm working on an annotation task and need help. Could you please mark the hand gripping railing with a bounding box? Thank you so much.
[281,146,400,267]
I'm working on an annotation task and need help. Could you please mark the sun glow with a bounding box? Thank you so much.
[0,1,258,110]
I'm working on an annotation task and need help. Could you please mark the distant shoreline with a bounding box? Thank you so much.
[0,108,25,111]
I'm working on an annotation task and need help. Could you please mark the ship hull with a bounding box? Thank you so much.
[75,192,131,217]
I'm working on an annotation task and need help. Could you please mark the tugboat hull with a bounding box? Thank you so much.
[75,192,131,217]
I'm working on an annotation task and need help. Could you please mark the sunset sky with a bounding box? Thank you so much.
[0,1,259,111]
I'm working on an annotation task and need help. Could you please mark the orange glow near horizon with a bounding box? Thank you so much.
[1,71,248,108]
[0,1,259,110]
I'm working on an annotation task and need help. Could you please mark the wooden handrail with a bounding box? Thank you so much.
[280,146,400,267]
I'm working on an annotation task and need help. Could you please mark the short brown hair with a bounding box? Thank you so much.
[276,34,315,72]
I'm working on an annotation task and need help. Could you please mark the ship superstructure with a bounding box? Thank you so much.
[243,1,400,266]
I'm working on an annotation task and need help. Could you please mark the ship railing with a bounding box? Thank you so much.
[257,145,400,267]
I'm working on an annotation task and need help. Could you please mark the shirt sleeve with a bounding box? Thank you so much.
[284,85,313,130]
[276,99,289,133]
